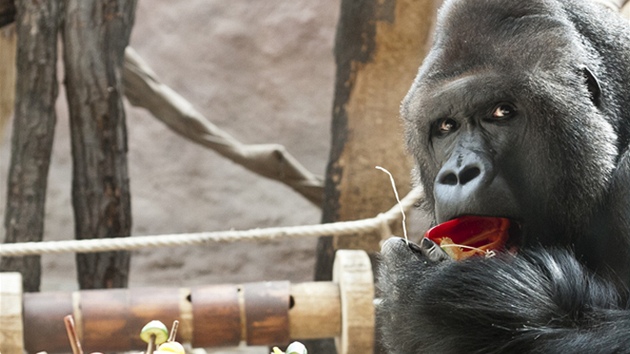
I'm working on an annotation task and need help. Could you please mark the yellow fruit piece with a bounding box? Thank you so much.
[140,320,169,345]
[272,347,284,354]
[439,237,465,260]
[157,341,186,354]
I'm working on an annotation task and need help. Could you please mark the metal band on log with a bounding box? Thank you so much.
[5,250,372,353]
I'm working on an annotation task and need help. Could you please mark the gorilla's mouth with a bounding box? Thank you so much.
[424,216,521,260]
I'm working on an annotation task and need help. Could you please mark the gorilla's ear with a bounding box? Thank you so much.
[582,66,602,108]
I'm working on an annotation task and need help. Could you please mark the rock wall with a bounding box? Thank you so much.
[0,0,340,290]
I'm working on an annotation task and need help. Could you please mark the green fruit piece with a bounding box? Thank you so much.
[140,320,169,345]
[157,341,186,354]
[285,341,307,354]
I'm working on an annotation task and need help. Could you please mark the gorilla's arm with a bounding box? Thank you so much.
[582,147,630,284]
[378,238,630,354]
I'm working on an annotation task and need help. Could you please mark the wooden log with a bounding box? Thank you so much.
[23,291,73,353]
[81,287,186,352]
[192,284,242,347]
[22,281,330,352]
[19,271,367,353]
[289,282,341,339]
[333,250,375,354]
[62,0,136,289]
[0,0,60,292]
[0,272,23,353]
[243,281,291,346]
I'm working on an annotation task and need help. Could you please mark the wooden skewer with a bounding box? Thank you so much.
[145,333,156,354]
[63,315,84,354]
[168,320,180,342]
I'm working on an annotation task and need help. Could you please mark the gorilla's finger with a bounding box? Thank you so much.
[380,236,424,265]
[419,237,452,262]
[380,236,407,254]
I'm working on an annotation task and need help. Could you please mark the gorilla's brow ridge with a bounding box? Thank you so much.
[425,73,519,121]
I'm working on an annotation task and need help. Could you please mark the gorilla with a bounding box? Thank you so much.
[377,0,630,352]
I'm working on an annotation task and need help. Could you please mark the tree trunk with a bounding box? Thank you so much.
[0,0,60,292]
[62,0,137,289]
[316,0,437,280]
[312,0,439,352]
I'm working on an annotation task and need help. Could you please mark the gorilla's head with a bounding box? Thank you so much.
[377,1,630,352]
[401,0,621,247]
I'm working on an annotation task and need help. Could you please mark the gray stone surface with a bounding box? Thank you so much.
[0,0,339,294]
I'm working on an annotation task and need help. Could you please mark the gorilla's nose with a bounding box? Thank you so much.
[437,164,482,186]
[434,159,493,222]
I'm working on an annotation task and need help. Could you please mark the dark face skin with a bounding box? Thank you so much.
[416,73,526,224]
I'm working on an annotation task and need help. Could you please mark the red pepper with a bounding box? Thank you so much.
[424,216,511,259]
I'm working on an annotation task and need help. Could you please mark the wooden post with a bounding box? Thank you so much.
[316,0,439,278]
[0,24,15,141]
[0,0,60,292]
[313,1,439,352]
[62,0,137,289]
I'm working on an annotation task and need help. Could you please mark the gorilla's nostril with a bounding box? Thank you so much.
[440,172,458,186]
[459,166,481,185]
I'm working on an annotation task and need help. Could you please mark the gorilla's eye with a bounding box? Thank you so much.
[491,103,516,119]
[436,118,458,135]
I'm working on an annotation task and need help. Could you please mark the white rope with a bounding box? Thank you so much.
[0,187,424,257]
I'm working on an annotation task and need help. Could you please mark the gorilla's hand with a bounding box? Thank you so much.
[381,237,451,267]
[377,237,454,353]
[377,238,630,353]
[378,237,451,305]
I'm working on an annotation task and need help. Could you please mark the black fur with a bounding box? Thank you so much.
[378,0,630,352]
[379,239,630,353]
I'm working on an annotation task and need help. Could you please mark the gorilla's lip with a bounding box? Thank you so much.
[425,215,521,259]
